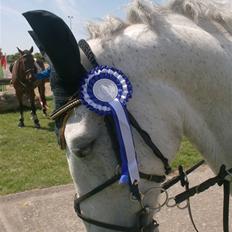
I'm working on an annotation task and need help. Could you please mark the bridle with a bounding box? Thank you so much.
[51,101,169,232]
[51,83,169,232]
[50,39,231,232]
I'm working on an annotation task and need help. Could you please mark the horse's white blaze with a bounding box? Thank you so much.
[64,0,232,231]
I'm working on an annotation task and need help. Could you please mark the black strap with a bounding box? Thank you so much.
[187,198,199,232]
[74,175,132,231]
[178,165,200,232]
[78,39,99,67]
[174,165,231,204]
[104,115,166,184]
[173,165,231,232]
[139,171,166,183]
[127,110,171,175]
[75,175,120,205]
[74,174,150,232]
[223,180,230,232]
[162,160,205,190]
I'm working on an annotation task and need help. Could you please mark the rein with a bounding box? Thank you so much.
[169,165,232,232]
[50,39,231,232]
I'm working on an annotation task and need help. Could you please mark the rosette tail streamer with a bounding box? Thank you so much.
[109,100,140,185]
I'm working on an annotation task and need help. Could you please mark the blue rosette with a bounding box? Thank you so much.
[80,65,139,185]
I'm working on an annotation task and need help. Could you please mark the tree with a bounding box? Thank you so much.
[34,52,44,61]
[7,52,45,64]
[7,53,20,64]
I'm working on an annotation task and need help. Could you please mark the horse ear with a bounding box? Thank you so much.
[17,47,23,55]
[29,46,33,53]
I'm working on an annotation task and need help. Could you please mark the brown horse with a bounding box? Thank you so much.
[10,56,49,117]
[11,46,41,128]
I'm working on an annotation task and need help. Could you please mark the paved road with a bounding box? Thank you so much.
[0,165,231,232]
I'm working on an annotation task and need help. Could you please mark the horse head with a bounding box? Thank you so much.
[23,1,232,231]
[17,46,36,82]
[23,9,180,232]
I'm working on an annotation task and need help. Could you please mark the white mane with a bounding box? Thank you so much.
[87,0,232,39]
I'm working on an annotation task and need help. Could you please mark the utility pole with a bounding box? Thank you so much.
[68,16,74,30]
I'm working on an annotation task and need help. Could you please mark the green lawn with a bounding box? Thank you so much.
[172,137,202,169]
[0,99,202,195]
[0,100,71,195]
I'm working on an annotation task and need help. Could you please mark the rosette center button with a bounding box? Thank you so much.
[93,79,118,102]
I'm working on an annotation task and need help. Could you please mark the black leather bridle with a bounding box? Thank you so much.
[50,39,231,232]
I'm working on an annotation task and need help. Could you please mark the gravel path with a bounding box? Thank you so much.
[0,165,231,232]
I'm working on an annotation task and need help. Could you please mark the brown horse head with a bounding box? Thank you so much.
[17,46,36,81]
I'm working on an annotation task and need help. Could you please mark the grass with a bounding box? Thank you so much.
[0,99,71,195]
[172,137,202,169]
[0,98,202,195]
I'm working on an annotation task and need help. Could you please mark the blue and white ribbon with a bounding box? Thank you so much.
[80,66,140,185]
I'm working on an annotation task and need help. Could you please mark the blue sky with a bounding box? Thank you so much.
[0,0,166,54]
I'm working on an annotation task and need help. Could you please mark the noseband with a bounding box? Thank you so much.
[50,40,231,232]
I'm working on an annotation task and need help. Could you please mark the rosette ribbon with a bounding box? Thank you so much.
[80,66,140,185]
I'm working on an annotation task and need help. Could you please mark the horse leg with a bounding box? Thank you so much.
[16,91,25,128]
[29,90,41,129]
[38,81,48,116]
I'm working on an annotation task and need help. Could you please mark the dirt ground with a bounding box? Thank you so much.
[0,165,231,232]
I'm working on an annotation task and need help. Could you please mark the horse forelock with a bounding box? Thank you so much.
[86,0,232,39]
